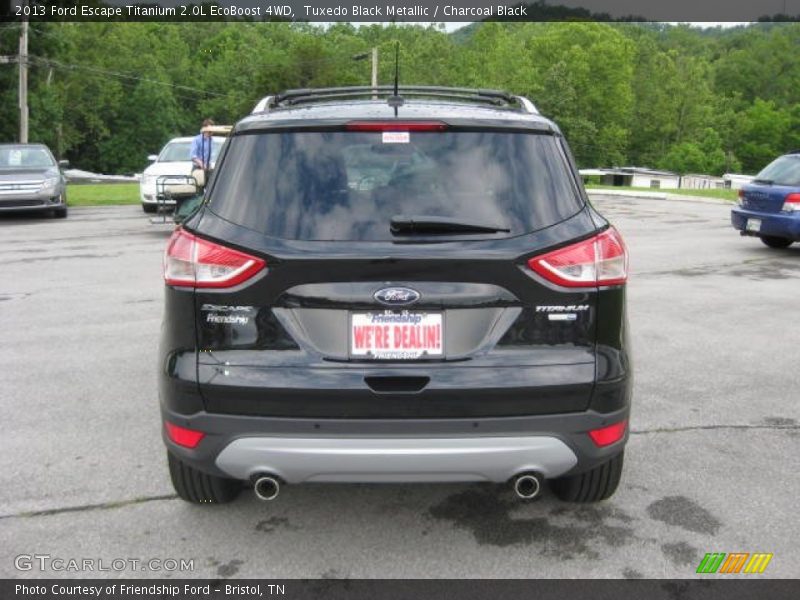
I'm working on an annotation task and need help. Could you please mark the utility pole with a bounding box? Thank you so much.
[19,5,29,143]
[371,47,378,99]
[352,48,379,98]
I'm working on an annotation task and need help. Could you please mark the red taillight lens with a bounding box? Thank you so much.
[588,420,627,447]
[346,121,447,132]
[527,228,628,288]
[164,228,265,288]
[165,422,205,449]
[782,193,800,212]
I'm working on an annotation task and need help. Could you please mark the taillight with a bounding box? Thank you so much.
[165,422,205,449]
[782,193,800,212]
[737,189,745,206]
[346,121,447,132]
[527,228,628,288]
[164,228,265,288]
[588,420,627,447]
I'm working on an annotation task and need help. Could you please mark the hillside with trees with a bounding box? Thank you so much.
[0,21,798,175]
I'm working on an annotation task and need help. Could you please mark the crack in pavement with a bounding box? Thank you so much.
[1,425,796,521]
[633,256,793,278]
[0,494,177,521]
[632,424,799,435]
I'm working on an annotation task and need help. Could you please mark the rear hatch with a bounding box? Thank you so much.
[176,123,612,418]
[740,154,800,213]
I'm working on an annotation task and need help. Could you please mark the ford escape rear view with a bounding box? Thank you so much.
[159,86,632,504]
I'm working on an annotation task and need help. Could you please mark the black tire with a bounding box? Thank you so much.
[549,451,624,503]
[759,235,793,249]
[167,452,241,504]
[142,203,158,214]
[53,206,68,219]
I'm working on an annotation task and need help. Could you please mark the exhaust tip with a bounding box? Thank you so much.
[513,473,542,500]
[253,475,280,501]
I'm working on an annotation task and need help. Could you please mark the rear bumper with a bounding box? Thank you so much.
[215,435,577,483]
[161,407,629,483]
[141,194,176,206]
[731,207,800,240]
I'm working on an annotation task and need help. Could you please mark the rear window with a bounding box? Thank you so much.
[159,140,222,162]
[209,130,583,241]
[755,155,800,187]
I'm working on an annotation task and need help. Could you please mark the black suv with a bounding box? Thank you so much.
[160,86,631,504]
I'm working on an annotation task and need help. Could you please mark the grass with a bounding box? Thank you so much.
[67,183,140,207]
[586,184,737,202]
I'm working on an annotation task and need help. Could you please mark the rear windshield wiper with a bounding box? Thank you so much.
[390,215,510,235]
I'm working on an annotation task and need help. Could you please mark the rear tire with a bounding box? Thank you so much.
[167,452,241,504]
[142,203,158,214]
[759,235,793,249]
[549,451,624,503]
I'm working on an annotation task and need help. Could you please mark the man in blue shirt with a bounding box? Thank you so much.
[191,118,214,170]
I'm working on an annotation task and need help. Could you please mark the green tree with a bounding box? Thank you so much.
[3,21,798,177]
[735,99,792,172]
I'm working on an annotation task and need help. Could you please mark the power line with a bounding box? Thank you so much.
[13,55,218,104]
[26,51,359,97]
[26,61,223,105]
[28,55,230,97]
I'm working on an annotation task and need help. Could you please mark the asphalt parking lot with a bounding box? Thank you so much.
[1,195,798,579]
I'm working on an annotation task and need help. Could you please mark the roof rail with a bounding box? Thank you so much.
[251,95,275,114]
[251,87,539,114]
[513,95,539,115]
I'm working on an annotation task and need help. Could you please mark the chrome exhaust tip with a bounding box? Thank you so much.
[513,473,542,500]
[253,475,281,501]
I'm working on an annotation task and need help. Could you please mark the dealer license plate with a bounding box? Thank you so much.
[350,312,443,360]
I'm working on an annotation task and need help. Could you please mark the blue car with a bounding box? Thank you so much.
[731,152,800,248]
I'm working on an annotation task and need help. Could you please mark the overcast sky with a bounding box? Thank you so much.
[448,22,753,31]
[339,22,755,32]
[103,0,798,22]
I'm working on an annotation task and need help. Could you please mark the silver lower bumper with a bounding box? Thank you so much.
[215,436,577,484]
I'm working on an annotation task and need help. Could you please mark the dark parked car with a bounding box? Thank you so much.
[0,143,68,218]
[160,87,632,505]
[731,151,800,248]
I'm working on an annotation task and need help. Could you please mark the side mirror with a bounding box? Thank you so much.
[58,159,69,168]
[147,154,158,162]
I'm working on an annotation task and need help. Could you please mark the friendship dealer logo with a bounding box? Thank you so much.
[696,552,773,574]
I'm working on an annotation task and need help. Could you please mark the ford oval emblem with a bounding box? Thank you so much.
[374,287,421,306]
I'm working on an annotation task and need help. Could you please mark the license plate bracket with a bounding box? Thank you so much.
[350,311,444,360]
[746,218,762,232]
